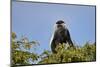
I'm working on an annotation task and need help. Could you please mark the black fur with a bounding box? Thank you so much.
[51,20,73,53]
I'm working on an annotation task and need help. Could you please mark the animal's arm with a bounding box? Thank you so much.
[66,29,74,47]
[50,30,58,53]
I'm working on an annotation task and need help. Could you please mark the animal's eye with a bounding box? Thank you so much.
[57,25,62,28]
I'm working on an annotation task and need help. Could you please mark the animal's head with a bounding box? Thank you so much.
[55,20,66,30]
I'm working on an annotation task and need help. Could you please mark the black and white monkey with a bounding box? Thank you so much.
[50,20,74,53]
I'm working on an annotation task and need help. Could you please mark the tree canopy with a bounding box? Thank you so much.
[11,32,39,66]
[11,32,96,66]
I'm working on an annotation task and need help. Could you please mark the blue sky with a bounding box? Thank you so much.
[12,1,96,54]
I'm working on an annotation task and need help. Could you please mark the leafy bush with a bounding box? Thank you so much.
[38,43,96,64]
[11,32,39,66]
[11,32,96,66]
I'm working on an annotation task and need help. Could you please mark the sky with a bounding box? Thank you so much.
[12,1,96,54]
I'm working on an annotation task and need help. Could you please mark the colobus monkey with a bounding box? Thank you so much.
[50,20,74,53]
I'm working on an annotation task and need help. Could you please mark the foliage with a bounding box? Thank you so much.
[11,32,39,66]
[38,43,96,64]
[11,32,96,66]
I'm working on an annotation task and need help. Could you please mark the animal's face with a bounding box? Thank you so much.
[56,20,66,30]
[57,24,64,29]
